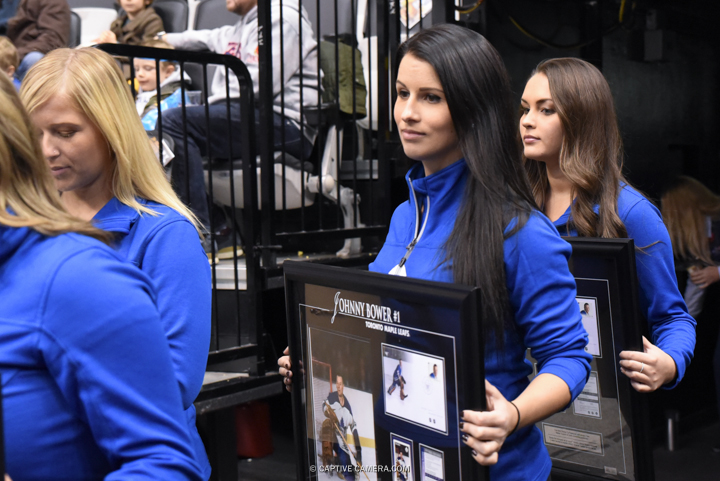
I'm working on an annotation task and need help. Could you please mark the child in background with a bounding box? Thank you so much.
[134,39,193,131]
[95,0,163,45]
[0,36,20,89]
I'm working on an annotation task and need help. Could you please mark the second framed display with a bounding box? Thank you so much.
[529,238,655,481]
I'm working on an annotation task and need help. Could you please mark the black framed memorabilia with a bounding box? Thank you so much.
[284,261,487,481]
[528,238,654,481]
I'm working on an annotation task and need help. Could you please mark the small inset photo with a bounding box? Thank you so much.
[419,444,444,481]
[576,297,601,357]
[382,344,448,434]
[391,433,414,481]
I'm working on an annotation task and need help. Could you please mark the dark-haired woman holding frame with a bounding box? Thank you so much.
[520,58,696,392]
[280,24,591,480]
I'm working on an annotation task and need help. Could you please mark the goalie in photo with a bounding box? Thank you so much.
[323,374,362,480]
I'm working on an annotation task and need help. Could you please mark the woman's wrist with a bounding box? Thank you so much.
[508,401,521,436]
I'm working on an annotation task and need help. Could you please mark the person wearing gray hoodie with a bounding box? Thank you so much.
[162,0,319,230]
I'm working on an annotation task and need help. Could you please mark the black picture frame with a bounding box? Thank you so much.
[533,238,654,481]
[284,261,487,481]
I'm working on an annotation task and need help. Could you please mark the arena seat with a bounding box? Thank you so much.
[66,0,117,8]
[72,7,117,46]
[153,0,189,33]
[68,11,82,48]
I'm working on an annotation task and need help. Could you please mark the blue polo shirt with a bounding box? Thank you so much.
[93,197,212,479]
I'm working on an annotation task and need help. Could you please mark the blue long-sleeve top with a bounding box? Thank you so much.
[553,184,697,388]
[370,159,591,481]
[93,197,212,478]
[0,224,202,480]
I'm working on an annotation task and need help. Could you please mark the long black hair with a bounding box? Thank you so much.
[397,24,537,347]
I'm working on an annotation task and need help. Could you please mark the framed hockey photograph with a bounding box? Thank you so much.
[530,238,655,481]
[284,261,486,481]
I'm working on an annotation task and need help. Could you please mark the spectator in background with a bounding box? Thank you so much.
[6,0,69,81]
[134,38,193,131]
[0,0,21,34]
[0,35,20,89]
[95,0,163,45]
[161,0,320,231]
[662,176,720,452]
[661,176,720,318]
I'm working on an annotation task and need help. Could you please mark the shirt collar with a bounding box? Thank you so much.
[405,158,468,200]
[92,197,143,234]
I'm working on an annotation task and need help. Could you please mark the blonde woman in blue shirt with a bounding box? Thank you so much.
[21,48,212,479]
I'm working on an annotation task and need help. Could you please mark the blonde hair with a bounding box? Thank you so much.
[0,36,18,71]
[0,71,107,240]
[20,48,201,233]
[662,176,720,265]
[141,39,174,50]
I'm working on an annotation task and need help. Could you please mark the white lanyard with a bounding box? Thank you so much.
[389,182,430,277]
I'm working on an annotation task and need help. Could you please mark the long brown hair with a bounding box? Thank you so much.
[524,58,628,238]
[0,71,107,240]
[661,176,720,265]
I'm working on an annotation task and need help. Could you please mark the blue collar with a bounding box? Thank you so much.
[92,197,145,234]
[405,158,468,208]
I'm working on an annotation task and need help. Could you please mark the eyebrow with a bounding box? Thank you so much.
[46,122,81,129]
[395,80,444,94]
[520,97,554,105]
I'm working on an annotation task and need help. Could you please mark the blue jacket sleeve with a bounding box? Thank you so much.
[141,218,212,409]
[623,198,697,388]
[41,248,202,480]
[505,213,592,404]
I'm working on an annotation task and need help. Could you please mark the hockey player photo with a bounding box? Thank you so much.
[383,345,448,433]
[308,328,377,480]
[387,360,408,400]
[391,435,413,481]
[323,375,363,480]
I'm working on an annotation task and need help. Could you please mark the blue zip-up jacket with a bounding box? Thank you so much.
[553,184,696,387]
[0,224,202,480]
[370,159,592,481]
[93,197,212,478]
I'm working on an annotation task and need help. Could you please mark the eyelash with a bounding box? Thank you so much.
[396,90,442,103]
[521,107,555,115]
[58,131,75,138]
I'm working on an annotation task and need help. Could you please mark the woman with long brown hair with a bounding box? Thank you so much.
[520,57,696,392]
